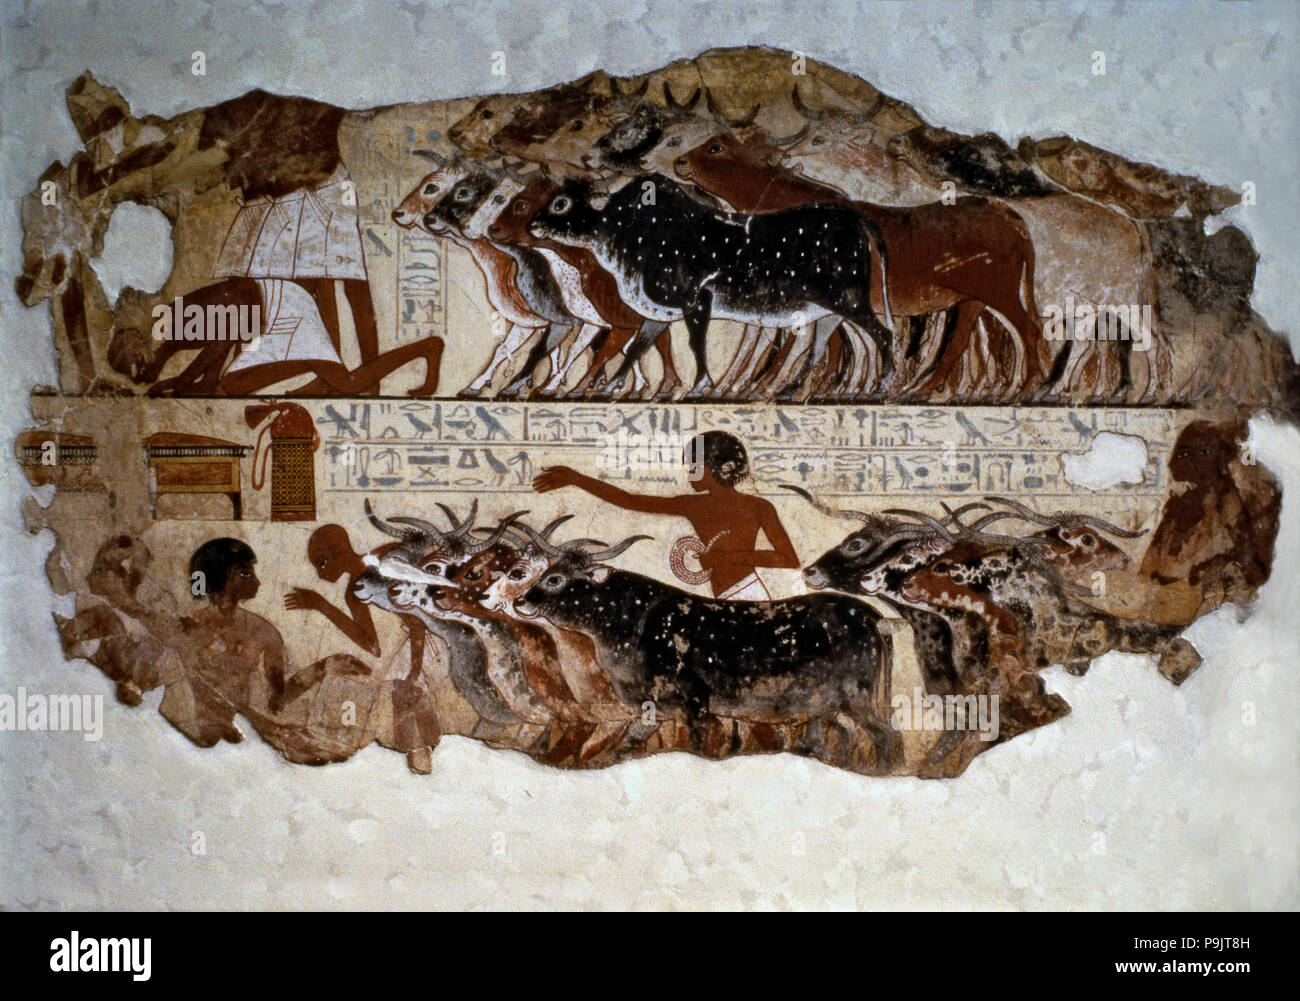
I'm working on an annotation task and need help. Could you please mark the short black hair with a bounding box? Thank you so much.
[684,431,749,486]
[189,537,256,599]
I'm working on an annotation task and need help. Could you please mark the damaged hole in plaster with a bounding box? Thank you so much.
[1061,430,1150,490]
[90,201,173,306]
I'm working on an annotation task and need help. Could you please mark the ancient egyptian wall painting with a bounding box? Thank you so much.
[14,47,1295,778]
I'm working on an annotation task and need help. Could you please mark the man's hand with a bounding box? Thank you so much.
[284,587,324,612]
[533,465,582,493]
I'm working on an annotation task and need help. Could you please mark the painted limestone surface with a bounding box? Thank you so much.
[13,47,1293,777]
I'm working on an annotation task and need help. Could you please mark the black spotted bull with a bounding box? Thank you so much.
[516,556,900,769]
[526,173,896,399]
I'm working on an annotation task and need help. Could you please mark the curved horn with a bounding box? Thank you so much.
[767,121,811,147]
[791,85,824,122]
[780,483,872,523]
[496,514,581,552]
[389,516,448,540]
[663,82,702,112]
[463,510,529,554]
[967,511,1028,533]
[611,76,649,105]
[940,501,990,526]
[983,495,1055,526]
[412,149,447,166]
[364,499,411,539]
[848,91,887,123]
[732,104,760,128]
[585,534,653,563]
[514,522,565,558]
[435,500,479,537]
[883,508,955,541]
[1071,515,1147,539]
[539,513,575,539]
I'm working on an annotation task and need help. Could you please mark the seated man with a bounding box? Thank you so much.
[107,277,442,397]
[533,431,799,600]
[285,523,427,679]
[55,535,183,705]
[161,537,364,747]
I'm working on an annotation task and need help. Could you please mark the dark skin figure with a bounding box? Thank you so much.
[108,278,442,397]
[284,526,428,679]
[177,558,322,734]
[533,465,800,597]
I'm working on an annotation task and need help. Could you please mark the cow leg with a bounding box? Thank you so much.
[759,327,811,398]
[539,322,603,396]
[501,323,575,399]
[602,319,670,397]
[777,317,838,403]
[650,328,681,400]
[729,326,786,399]
[712,324,763,399]
[680,292,714,400]
[462,322,539,398]
[58,273,96,392]
[912,298,985,398]
[567,325,626,398]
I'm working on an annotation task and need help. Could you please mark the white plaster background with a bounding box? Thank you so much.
[1,0,1297,910]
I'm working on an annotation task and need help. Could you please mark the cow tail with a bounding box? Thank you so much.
[862,217,894,329]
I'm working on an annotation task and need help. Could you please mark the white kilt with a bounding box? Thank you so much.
[213,165,367,281]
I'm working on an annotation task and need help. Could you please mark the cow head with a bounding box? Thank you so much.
[587,82,707,173]
[526,178,619,249]
[391,154,472,229]
[514,533,651,621]
[486,175,560,244]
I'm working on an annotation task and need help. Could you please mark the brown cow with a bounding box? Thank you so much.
[677,128,1055,398]
[487,175,681,399]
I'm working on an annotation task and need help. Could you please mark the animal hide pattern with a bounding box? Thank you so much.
[14,47,1294,777]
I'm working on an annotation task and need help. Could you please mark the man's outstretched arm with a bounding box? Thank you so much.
[534,465,694,517]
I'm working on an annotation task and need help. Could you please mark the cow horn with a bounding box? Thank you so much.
[767,122,811,147]
[883,508,955,542]
[779,484,873,524]
[539,513,574,539]
[514,522,565,558]
[983,495,1056,526]
[705,87,759,128]
[389,516,448,541]
[435,500,479,537]
[664,82,702,112]
[791,85,824,122]
[365,499,413,539]
[849,91,886,123]
[967,511,1026,533]
[1071,515,1147,538]
[412,149,447,166]
[940,501,990,525]
[463,510,529,555]
[611,76,649,104]
[585,534,653,563]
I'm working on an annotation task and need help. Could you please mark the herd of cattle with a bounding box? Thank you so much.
[395,77,1169,403]
[352,490,1197,775]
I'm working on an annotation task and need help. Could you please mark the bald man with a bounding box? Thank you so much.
[285,524,425,677]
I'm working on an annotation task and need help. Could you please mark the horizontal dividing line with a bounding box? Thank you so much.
[26,391,1195,411]
[320,442,1168,451]
[324,488,1166,497]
